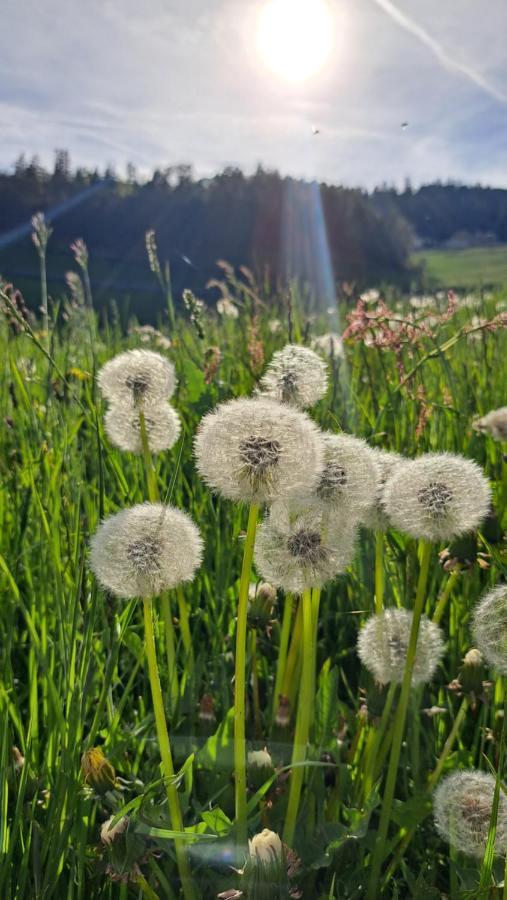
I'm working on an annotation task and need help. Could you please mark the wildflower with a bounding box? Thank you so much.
[249,829,283,864]
[100,815,129,846]
[311,332,344,359]
[248,748,275,790]
[360,449,404,531]
[81,747,117,793]
[217,829,300,899]
[472,584,507,674]
[258,343,328,409]
[433,770,507,858]
[90,503,203,599]
[473,407,507,442]
[217,298,239,319]
[254,501,356,593]
[248,582,277,631]
[104,402,180,454]
[314,433,380,519]
[98,350,176,406]
[194,397,324,505]
[357,608,445,685]
[382,453,491,542]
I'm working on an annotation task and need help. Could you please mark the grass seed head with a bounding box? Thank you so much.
[104,402,180,454]
[258,343,328,409]
[97,349,176,406]
[433,770,507,858]
[254,500,356,593]
[472,584,507,674]
[357,608,445,685]
[382,452,491,542]
[90,502,203,599]
[194,397,324,505]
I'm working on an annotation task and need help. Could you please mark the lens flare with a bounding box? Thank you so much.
[256,0,333,83]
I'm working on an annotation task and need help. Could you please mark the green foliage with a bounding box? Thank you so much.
[0,272,505,898]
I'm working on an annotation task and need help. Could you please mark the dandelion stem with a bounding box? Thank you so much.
[272,592,294,724]
[311,587,322,715]
[139,410,160,503]
[283,587,313,847]
[281,598,303,706]
[142,597,196,900]
[366,539,432,898]
[177,585,194,675]
[250,630,262,739]
[360,682,397,802]
[375,531,385,614]
[161,593,179,714]
[234,503,259,849]
[432,569,460,625]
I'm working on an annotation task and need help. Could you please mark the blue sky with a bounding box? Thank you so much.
[1,0,506,188]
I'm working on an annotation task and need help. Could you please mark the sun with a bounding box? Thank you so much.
[256,0,333,83]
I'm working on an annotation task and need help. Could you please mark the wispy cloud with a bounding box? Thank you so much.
[370,0,507,104]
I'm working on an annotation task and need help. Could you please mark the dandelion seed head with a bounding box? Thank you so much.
[311,332,344,359]
[104,403,180,454]
[255,500,356,592]
[360,449,404,531]
[382,453,491,542]
[357,608,445,685]
[473,407,507,442]
[434,770,507,858]
[258,343,328,409]
[315,433,381,517]
[97,350,176,406]
[472,584,507,674]
[194,397,324,505]
[90,503,203,599]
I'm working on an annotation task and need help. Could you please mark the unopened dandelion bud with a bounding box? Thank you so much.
[274,694,291,728]
[357,608,445,686]
[434,770,507,858]
[90,503,203,599]
[194,397,324,505]
[258,343,328,409]
[104,402,180,454]
[248,582,277,630]
[98,349,176,407]
[255,500,356,593]
[472,584,507,674]
[382,452,491,542]
[458,648,486,695]
[198,693,216,726]
[248,748,275,791]
[81,747,117,794]
[100,815,129,846]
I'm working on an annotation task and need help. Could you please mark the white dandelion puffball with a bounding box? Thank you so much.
[474,407,507,442]
[90,503,203,599]
[254,501,356,593]
[382,453,491,542]
[360,449,404,531]
[472,584,507,674]
[104,402,180,454]
[97,350,176,406]
[249,829,283,864]
[311,332,344,359]
[258,343,328,409]
[194,397,324,505]
[315,432,381,518]
[357,608,445,685]
[434,770,507,858]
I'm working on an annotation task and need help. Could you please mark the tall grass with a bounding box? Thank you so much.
[0,263,506,898]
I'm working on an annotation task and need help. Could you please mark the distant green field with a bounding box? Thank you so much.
[413,244,507,288]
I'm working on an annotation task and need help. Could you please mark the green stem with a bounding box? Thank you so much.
[432,569,460,625]
[251,630,262,739]
[177,585,194,676]
[161,593,179,713]
[283,588,313,847]
[281,598,303,705]
[142,598,196,900]
[375,531,385,614]
[311,587,322,719]
[366,539,432,899]
[234,503,259,849]
[361,682,397,802]
[139,409,160,503]
[272,593,294,724]
[382,695,469,886]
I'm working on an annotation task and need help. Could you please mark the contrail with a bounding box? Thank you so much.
[371,0,507,104]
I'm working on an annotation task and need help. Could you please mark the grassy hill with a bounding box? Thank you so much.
[413,244,507,289]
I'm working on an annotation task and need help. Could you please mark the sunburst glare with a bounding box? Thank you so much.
[256,0,334,83]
